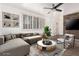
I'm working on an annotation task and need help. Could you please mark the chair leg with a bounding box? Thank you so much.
[71,36,75,48]
[73,38,75,48]
[63,42,65,48]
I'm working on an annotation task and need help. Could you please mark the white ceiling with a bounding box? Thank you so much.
[0,3,62,15]
[1,3,79,15]
[63,3,79,15]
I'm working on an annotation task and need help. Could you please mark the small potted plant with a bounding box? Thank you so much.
[42,26,52,45]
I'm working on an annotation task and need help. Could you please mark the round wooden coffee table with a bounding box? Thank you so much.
[37,40,57,51]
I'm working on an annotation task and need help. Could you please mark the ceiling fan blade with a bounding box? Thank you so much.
[53,3,63,9]
[44,7,53,9]
[56,9,62,12]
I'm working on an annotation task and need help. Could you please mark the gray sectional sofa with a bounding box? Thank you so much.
[0,33,42,56]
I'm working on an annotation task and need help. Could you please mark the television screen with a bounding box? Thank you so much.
[66,19,79,30]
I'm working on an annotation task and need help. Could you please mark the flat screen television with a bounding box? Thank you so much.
[66,19,79,30]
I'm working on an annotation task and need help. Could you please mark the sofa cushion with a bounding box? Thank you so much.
[25,33,33,37]
[23,35,42,40]
[20,33,33,38]
[33,33,40,36]
[15,34,21,38]
[23,35,42,45]
[4,34,12,42]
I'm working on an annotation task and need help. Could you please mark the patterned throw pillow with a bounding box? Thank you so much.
[11,34,16,39]
[64,35,70,40]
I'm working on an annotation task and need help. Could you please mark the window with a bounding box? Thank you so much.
[23,15,45,29]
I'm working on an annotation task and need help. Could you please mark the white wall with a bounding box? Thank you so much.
[58,12,63,35]
[0,4,63,36]
[45,11,63,36]
[0,4,45,35]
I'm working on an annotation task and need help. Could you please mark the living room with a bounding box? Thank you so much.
[0,2,79,57]
[0,3,64,55]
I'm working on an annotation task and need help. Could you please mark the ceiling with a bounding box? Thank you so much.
[0,3,62,15]
[63,3,79,15]
[1,3,79,15]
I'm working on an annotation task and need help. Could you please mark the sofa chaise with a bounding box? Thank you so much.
[0,38,30,56]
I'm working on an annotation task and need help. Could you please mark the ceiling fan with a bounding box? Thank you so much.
[44,3,63,14]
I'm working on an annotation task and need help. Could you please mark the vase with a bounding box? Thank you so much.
[42,39,52,45]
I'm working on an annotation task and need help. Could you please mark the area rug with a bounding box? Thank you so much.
[28,44,66,56]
